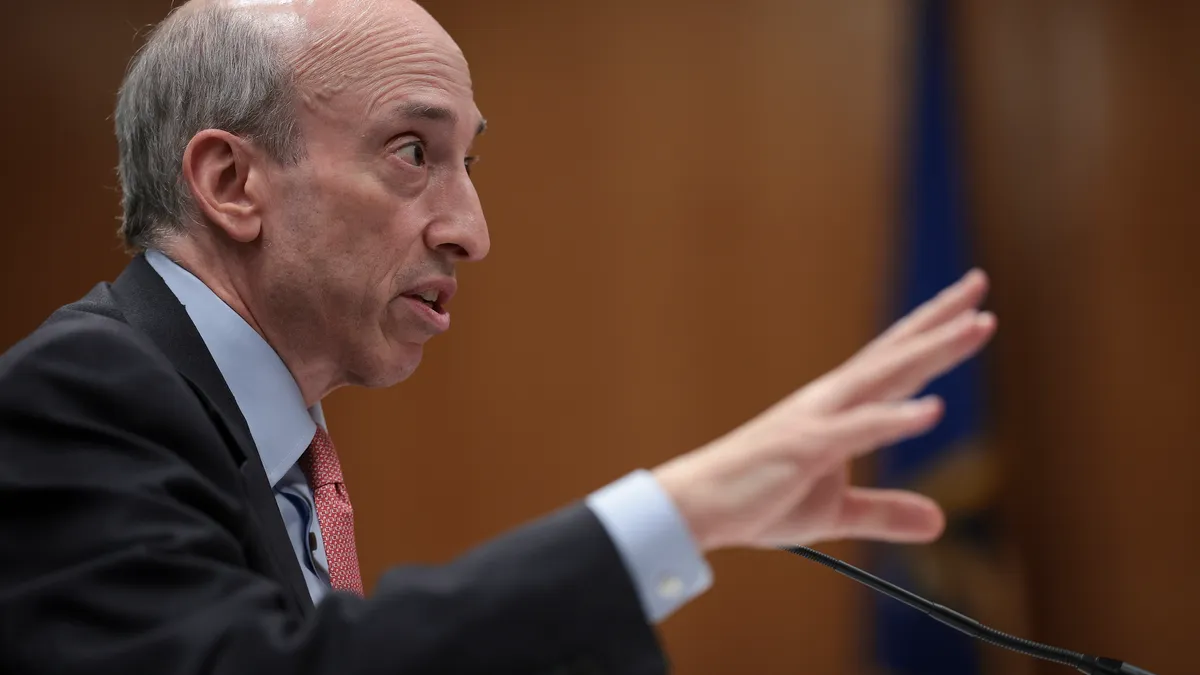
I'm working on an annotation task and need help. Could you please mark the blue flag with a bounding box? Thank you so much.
[870,1,1007,673]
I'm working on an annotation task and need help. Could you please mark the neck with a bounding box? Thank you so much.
[156,237,343,407]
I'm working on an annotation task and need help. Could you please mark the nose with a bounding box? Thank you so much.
[424,172,490,262]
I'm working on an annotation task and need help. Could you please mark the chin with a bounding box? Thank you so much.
[360,343,424,388]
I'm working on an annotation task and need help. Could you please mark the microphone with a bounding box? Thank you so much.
[782,546,1159,675]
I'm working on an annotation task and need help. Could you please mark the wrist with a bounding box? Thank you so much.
[652,456,726,552]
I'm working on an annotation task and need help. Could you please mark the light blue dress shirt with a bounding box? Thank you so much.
[145,249,712,621]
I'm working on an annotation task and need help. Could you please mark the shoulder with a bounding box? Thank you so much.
[2,287,175,390]
[0,288,211,440]
[0,283,241,488]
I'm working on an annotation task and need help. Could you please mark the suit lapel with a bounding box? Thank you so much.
[111,254,315,616]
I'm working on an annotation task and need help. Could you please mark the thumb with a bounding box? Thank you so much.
[830,487,946,543]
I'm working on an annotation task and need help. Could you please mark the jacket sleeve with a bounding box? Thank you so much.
[0,317,668,675]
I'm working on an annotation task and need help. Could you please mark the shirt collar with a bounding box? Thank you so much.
[145,249,320,486]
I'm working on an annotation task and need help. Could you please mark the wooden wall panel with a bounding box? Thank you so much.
[958,2,1200,673]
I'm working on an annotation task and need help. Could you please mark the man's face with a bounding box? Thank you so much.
[253,5,489,391]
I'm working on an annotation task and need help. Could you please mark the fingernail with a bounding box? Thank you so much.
[909,395,941,414]
[963,268,988,288]
[976,311,996,328]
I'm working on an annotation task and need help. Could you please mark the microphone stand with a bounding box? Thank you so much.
[782,546,1158,675]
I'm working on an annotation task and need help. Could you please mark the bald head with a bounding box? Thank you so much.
[174,0,457,57]
[115,0,466,249]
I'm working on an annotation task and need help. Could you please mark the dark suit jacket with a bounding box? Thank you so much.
[0,255,667,675]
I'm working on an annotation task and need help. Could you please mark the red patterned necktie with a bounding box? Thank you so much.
[298,427,365,596]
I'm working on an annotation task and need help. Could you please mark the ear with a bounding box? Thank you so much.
[181,129,267,243]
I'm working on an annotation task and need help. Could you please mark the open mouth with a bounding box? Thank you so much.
[403,289,446,314]
[398,278,455,332]
[406,290,445,314]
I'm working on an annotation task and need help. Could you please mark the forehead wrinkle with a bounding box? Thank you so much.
[290,7,382,98]
[364,59,472,115]
[292,11,471,119]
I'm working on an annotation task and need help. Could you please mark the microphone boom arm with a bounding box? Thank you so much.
[781,546,1158,675]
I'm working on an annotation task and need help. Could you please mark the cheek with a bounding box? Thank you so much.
[308,161,423,238]
[320,172,432,272]
[276,160,433,320]
[284,168,383,263]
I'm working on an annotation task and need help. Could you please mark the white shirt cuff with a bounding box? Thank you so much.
[585,469,713,623]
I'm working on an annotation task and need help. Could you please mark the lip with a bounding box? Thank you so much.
[400,295,451,332]
[399,277,457,333]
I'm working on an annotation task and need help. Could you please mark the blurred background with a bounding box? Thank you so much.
[2,0,1197,673]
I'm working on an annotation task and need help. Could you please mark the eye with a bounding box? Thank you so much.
[465,155,480,176]
[394,140,426,167]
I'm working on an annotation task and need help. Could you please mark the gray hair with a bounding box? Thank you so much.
[115,5,305,250]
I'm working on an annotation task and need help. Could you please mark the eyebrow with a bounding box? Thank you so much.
[399,102,487,136]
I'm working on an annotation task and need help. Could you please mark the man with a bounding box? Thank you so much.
[0,0,996,673]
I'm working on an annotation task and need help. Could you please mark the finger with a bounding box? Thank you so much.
[830,487,945,543]
[874,310,997,402]
[825,310,995,409]
[818,396,944,464]
[870,268,989,351]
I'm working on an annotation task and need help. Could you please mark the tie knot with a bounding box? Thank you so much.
[299,426,343,488]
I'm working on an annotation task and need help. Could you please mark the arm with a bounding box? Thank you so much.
[0,317,663,675]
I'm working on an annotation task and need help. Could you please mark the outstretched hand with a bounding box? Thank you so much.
[653,269,995,551]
